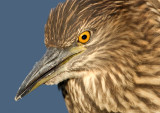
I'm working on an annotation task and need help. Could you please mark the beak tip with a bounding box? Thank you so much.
[14,95,22,101]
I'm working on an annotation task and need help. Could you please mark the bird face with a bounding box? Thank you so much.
[15,0,110,101]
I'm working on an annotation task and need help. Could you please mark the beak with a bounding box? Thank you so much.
[15,46,85,101]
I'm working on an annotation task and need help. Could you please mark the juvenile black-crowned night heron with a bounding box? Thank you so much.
[15,0,160,112]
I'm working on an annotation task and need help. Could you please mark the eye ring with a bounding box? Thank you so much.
[78,31,90,44]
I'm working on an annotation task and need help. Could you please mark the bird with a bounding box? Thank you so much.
[15,0,160,113]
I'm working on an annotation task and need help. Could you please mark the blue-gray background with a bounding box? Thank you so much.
[0,0,68,113]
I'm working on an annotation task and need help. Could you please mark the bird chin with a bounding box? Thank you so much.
[44,71,73,85]
[44,73,66,85]
[44,68,82,86]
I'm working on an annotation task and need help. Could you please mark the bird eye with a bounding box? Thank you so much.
[78,31,90,44]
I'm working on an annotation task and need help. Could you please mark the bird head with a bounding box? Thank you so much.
[15,0,156,102]
[15,0,115,101]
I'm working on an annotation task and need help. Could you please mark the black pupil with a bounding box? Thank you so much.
[82,35,87,40]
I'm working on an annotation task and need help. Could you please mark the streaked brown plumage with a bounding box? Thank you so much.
[15,0,160,113]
